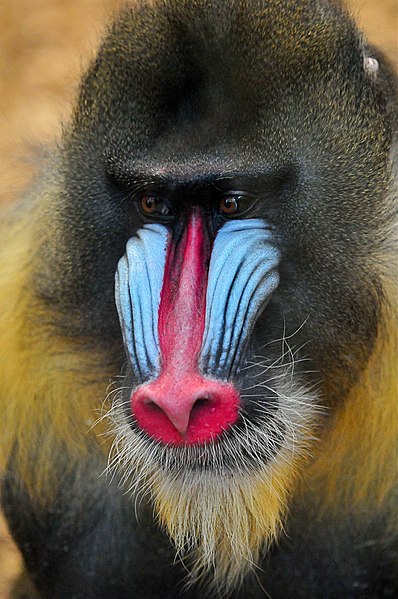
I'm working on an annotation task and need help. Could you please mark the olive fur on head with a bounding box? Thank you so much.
[0,1,397,598]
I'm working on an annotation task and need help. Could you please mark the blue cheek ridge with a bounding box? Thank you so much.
[200,219,280,376]
[115,219,279,381]
[115,224,168,380]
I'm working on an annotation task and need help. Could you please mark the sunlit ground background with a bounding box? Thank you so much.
[0,0,396,596]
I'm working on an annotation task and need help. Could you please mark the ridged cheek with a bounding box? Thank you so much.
[200,219,280,377]
[114,223,168,381]
[115,216,280,445]
[115,218,280,384]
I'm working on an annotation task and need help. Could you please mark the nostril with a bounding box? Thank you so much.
[191,396,213,416]
[143,397,164,413]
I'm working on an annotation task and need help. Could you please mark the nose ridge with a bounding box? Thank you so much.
[131,374,240,445]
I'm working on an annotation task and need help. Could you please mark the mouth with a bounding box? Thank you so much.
[108,362,316,479]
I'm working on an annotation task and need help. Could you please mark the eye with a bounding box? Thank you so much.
[218,194,256,218]
[138,194,173,220]
[140,195,157,214]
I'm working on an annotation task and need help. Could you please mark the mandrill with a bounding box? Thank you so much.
[0,1,397,598]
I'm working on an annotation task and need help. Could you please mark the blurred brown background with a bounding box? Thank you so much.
[0,0,396,596]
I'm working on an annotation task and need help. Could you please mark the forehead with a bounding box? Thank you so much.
[93,1,360,133]
[106,1,359,80]
[74,0,366,168]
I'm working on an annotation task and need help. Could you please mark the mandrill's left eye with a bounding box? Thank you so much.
[138,194,173,221]
[218,194,257,218]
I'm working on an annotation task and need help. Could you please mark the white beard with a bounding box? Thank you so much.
[107,374,320,592]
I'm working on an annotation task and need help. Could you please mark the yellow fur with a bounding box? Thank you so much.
[0,202,112,496]
[306,306,398,512]
[152,461,299,590]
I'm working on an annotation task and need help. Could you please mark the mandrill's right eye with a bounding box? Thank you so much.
[138,194,173,221]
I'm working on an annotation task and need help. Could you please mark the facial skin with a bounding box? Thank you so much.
[115,210,280,445]
[0,1,396,597]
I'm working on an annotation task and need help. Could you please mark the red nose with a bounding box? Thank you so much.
[132,208,239,445]
[132,373,239,446]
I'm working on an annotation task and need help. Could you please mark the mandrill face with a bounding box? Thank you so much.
[40,0,394,588]
[109,174,314,587]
